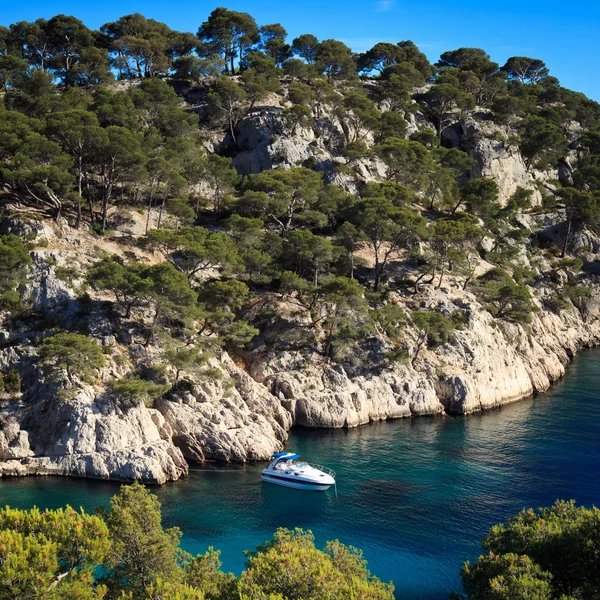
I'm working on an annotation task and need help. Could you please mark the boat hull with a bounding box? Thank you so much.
[261,472,333,491]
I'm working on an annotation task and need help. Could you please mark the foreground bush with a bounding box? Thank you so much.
[0,483,393,600]
[462,501,600,600]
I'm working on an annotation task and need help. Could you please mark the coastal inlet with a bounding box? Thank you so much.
[2,348,600,599]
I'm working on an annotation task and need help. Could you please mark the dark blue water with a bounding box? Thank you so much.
[2,350,600,599]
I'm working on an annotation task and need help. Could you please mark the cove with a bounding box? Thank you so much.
[2,350,600,599]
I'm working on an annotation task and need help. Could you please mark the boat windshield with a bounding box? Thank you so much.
[274,459,309,470]
[292,461,309,469]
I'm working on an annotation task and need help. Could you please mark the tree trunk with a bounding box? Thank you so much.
[157,191,167,230]
[373,268,381,292]
[101,191,110,231]
[561,218,572,258]
[411,337,426,366]
[76,155,83,229]
[228,110,236,142]
[436,268,445,289]
[145,192,153,234]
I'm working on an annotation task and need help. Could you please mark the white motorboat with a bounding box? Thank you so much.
[261,452,336,491]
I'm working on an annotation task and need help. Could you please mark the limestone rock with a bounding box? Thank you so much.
[157,354,292,462]
[264,362,442,428]
[1,385,188,484]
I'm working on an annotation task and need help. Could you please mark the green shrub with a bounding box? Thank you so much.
[474,268,537,324]
[109,375,169,408]
[2,370,21,394]
[462,501,600,600]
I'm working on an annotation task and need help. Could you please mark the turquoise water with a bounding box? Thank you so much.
[2,350,600,599]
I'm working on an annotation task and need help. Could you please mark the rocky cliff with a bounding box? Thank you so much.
[1,89,599,484]
[2,216,598,483]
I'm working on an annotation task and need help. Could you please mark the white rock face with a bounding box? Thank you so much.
[158,354,292,462]
[4,256,600,485]
[461,116,554,205]
[263,362,442,428]
[244,285,600,426]
[0,385,188,484]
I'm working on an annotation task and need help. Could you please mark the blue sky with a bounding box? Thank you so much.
[2,0,599,101]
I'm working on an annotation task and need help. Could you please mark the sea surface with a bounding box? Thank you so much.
[2,349,600,599]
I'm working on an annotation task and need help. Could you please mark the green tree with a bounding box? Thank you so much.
[87,257,153,318]
[491,95,527,125]
[334,221,363,279]
[207,77,247,142]
[462,501,600,599]
[316,39,356,81]
[437,47,499,103]
[145,227,242,283]
[357,42,403,75]
[411,310,458,364]
[291,34,320,64]
[197,8,259,75]
[280,230,338,285]
[164,346,207,382]
[201,154,240,213]
[109,375,169,407]
[501,57,549,84]
[184,548,236,600]
[144,262,198,328]
[240,167,327,235]
[100,13,183,80]
[339,91,380,142]
[375,137,435,191]
[313,276,370,359]
[39,332,105,385]
[474,268,536,323]
[104,482,187,598]
[462,553,553,600]
[240,528,394,600]
[519,116,568,169]
[129,78,196,137]
[438,48,498,80]
[259,23,290,66]
[0,109,75,220]
[0,54,29,90]
[240,53,282,111]
[427,215,483,289]
[6,19,52,70]
[0,505,109,579]
[0,234,31,309]
[225,215,274,283]
[454,177,500,216]
[355,196,427,290]
[0,529,59,599]
[197,279,257,346]
[45,110,107,228]
[45,14,104,86]
[423,84,475,141]
[90,125,145,231]
[555,187,600,257]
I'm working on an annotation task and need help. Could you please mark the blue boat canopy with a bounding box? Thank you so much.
[271,452,301,459]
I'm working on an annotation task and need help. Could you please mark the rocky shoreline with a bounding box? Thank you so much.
[2,272,599,484]
[2,76,599,484]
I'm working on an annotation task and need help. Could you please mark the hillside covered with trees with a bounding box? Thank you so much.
[1,8,600,482]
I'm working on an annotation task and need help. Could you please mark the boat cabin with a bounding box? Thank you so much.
[269,452,307,471]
